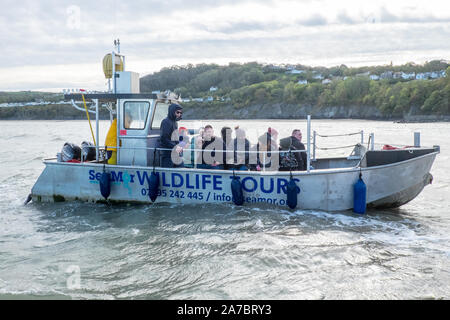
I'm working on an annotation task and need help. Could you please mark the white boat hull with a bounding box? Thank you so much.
[31,151,438,212]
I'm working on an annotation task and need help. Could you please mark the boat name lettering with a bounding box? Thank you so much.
[88,170,298,194]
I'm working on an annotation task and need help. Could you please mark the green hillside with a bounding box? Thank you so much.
[140,60,450,117]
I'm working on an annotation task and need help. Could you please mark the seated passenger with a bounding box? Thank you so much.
[279,129,307,171]
[198,125,223,169]
[233,128,250,170]
[291,129,307,171]
[179,127,193,167]
[221,126,233,170]
[178,126,191,148]
[252,129,279,171]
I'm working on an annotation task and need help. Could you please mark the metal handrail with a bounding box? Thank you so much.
[312,130,366,161]
[95,145,308,153]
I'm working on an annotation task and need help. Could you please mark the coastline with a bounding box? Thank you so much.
[1,102,449,122]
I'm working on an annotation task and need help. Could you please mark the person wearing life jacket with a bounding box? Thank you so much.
[158,103,184,168]
[105,118,118,164]
[104,112,132,165]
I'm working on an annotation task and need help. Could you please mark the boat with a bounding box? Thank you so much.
[29,43,440,212]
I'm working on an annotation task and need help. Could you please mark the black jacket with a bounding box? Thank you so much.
[290,137,307,171]
[233,138,250,166]
[159,104,183,150]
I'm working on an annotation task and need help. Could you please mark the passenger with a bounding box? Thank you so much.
[233,128,250,170]
[124,111,132,128]
[104,118,117,164]
[179,127,193,167]
[104,111,132,165]
[290,129,307,171]
[158,103,184,168]
[220,126,233,170]
[178,126,191,148]
[198,125,223,169]
[279,129,307,171]
[253,128,279,171]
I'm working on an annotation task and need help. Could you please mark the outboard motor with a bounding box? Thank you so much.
[81,141,96,161]
[61,142,81,162]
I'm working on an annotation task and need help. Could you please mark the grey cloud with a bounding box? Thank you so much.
[296,14,328,26]
[336,7,450,25]
[336,11,358,25]
[192,21,284,34]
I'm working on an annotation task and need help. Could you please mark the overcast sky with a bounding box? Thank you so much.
[1,0,449,92]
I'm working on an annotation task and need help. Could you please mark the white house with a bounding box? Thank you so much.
[297,79,308,85]
[207,96,214,102]
[430,72,439,79]
[401,72,415,80]
[313,73,324,80]
[393,72,403,79]
[356,72,370,77]
[380,71,393,79]
[287,69,304,74]
[209,86,218,92]
[322,79,332,84]
[370,75,380,80]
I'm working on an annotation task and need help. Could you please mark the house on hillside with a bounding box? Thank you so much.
[297,79,308,85]
[401,72,415,80]
[209,86,218,92]
[393,72,403,79]
[322,79,331,84]
[430,72,440,79]
[416,73,426,80]
[380,71,393,79]
[286,69,304,74]
[369,74,380,80]
[312,73,324,80]
[356,72,370,77]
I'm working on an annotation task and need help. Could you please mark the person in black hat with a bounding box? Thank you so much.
[158,103,184,168]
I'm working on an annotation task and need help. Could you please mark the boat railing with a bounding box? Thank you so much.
[74,145,310,172]
[312,130,373,160]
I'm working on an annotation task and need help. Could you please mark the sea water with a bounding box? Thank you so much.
[0,119,449,299]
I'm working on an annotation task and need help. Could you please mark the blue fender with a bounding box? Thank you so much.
[231,176,244,206]
[99,171,111,200]
[353,174,367,214]
[148,172,160,203]
[285,178,300,209]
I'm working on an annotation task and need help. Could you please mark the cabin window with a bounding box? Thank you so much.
[123,101,150,130]
[151,102,169,129]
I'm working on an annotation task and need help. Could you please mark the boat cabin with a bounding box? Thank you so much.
[64,92,181,167]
